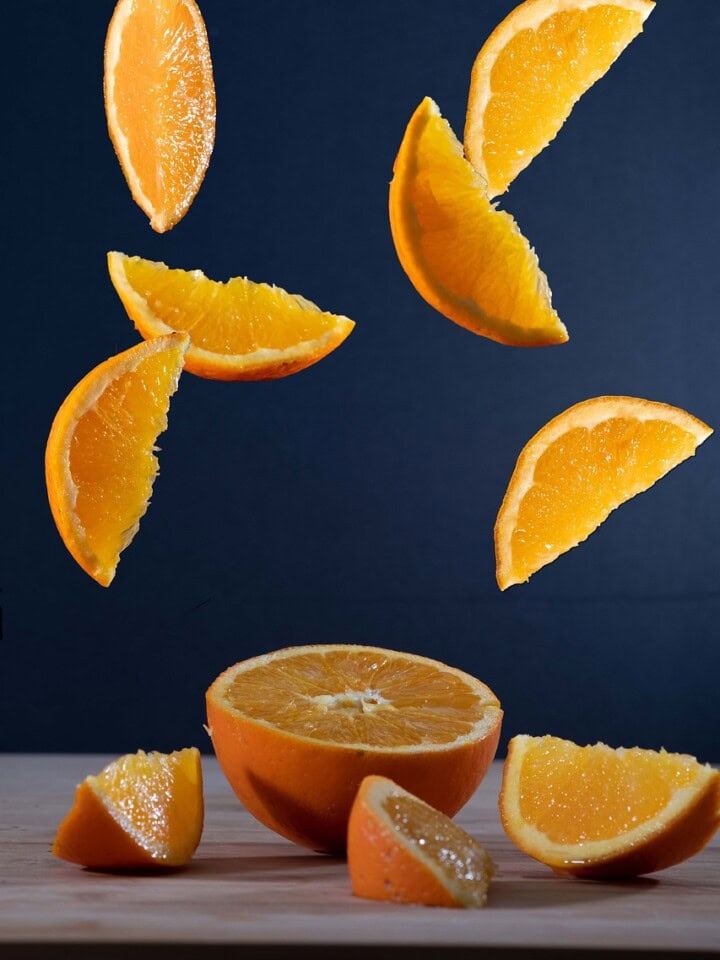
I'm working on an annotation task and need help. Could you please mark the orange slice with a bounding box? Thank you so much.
[465,0,655,198]
[500,735,720,878]
[348,775,494,907]
[107,252,356,381]
[495,397,712,589]
[104,0,216,232]
[206,644,502,851]
[389,97,567,347]
[45,334,188,587]
[53,748,203,869]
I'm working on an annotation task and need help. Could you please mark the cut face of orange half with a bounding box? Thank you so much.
[465,0,655,198]
[53,748,203,869]
[45,334,188,587]
[348,775,494,908]
[495,396,712,589]
[500,735,720,878]
[107,252,355,381]
[104,0,215,232]
[206,644,502,851]
[389,97,567,347]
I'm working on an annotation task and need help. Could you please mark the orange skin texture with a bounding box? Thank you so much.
[499,740,720,879]
[52,782,157,870]
[347,776,457,906]
[206,695,501,853]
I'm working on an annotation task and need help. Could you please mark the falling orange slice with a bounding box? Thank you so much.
[348,775,494,907]
[389,97,567,347]
[104,0,216,232]
[465,0,655,198]
[495,397,712,589]
[45,334,188,586]
[53,748,204,869]
[107,252,355,381]
[500,735,720,878]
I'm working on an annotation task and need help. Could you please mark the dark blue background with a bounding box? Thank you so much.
[3,1,719,758]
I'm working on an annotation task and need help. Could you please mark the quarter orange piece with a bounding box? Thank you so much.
[104,0,216,232]
[465,0,654,198]
[389,97,567,347]
[348,775,494,907]
[500,735,720,878]
[107,252,355,381]
[53,748,204,869]
[45,334,188,587]
[206,644,502,852]
[495,397,712,589]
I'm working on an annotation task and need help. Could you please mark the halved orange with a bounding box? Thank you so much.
[389,97,567,347]
[206,644,502,852]
[348,775,494,907]
[107,252,356,381]
[104,0,216,232]
[45,334,188,587]
[495,397,712,589]
[465,0,655,198]
[53,748,203,869]
[500,735,720,878]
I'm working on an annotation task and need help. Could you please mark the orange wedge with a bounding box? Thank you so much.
[104,0,215,232]
[45,334,188,587]
[206,644,502,851]
[495,397,712,589]
[53,748,203,869]
[500,735,720,878]
[465,0,655,198]
[348,775,494,907]
[107,252,355,381]
[389,97,567,347]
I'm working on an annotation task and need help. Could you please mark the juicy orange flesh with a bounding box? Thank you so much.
[481,6,645,195]
[223,650,494,746]
[397,101,564,343]
[517,738,698,844]
[383,791,493,899]
[121,256,341,353]
[511,417,698,583]
[70,348,183,571]
[112,0,214,221]
[91,749,200,857]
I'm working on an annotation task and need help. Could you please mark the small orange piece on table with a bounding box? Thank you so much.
[500,735,720,878]
[495,396,712,589]
[389,97,567,347]
[465,0,655,198]
[53,748,204,869]
[45,333,188,587]
[107,252,355,381]
[206,644,502,852]
[348,775,494,907]
[104,0,216,232]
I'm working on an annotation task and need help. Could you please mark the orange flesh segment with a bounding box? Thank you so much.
[391,98,567,346]
[467,2,651,197]
[117,255,346,353]
[92,749,202,857]
[107,0,215,231]
[511,417,700,585]
[69,346,184,573]
[383,791,493,898]
[222,649,498,747]
[517,738,699,845]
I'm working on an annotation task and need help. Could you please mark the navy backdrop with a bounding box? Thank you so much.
[3,1,719,758]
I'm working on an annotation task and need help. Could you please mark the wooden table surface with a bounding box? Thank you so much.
[1,755,718,959]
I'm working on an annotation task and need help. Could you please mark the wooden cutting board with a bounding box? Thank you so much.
[1,755,718,958]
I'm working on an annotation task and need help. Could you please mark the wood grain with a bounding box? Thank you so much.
[1,755,718,957]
